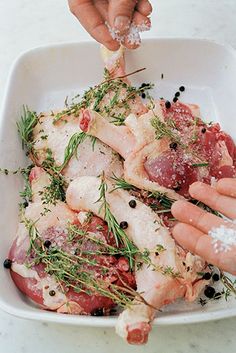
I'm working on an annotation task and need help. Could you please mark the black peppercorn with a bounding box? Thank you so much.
[165,101,171,109]
[141,92,146,99]
[44,240,51,248]
[201,127,206,133]
[49,290,56,296]
[179,86,185,92]
[169,142,178,151]
[91,308,104,316]
[120,221,128,229]
[129,200,137,208]
[212,273,220,282]
[175,92,180,97]
[3,258,12,269]
[202,272,212,280]
[204,286,215,298]
[173,97,178,103]
[23,200,29,208]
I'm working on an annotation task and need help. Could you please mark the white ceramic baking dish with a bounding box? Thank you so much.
[0,39,236,327]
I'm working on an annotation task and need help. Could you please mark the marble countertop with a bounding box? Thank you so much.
[0,0,236,352]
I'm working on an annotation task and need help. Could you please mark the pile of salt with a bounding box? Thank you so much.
[106,21,150,46]
[209,224,236,253]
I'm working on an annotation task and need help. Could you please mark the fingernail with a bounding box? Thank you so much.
[114,16,130,33]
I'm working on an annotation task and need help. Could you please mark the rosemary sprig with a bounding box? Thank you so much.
[148,191,175,209]
[17,106,38,151]
[55,132,87,172]
[192,163,209,167]
[110,113,126,126]
[111,175,175,211]
[110,175,137,191]
[97,174,138,269]
[98,174,181,279]
[191,200,223,218]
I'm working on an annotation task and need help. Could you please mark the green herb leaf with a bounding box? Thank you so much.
[17,106,38,151]
[192,163,209,167]
[56,132,87,172]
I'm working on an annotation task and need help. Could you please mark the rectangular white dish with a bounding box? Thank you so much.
[0,38,236,327]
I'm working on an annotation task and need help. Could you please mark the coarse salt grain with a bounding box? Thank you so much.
[106,21,150,45]
[210,176,217,187]
[208,224,236,253]
[127,23,150,45]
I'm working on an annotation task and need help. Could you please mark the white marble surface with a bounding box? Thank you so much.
[0,0,236,352]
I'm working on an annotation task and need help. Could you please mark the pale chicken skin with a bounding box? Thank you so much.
[66,176,209,344]
[31,46,147,182]
[32,113,123,182]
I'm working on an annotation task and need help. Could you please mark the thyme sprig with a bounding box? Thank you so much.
[39,175,66,206]
[19,166,33,203]
[53,68,154,126]
[151,115,184,146]
[220,272,236,299]
[23,218,156,308]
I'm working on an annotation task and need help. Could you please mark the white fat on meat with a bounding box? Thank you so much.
[11,263,40,280]
[40,277,67,310]
[217,140,233,166]
[66,176,207,342]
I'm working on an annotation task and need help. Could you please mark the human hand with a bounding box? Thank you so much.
[171,179,236,275]
[68,0,152,50]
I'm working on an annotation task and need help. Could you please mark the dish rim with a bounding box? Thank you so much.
[1,37,236,326]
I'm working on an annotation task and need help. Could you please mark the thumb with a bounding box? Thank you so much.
[109,0,137,35]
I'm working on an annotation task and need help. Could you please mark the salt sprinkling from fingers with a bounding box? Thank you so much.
[209,225,236,253]
[106,21,150,45]
[126,22,150,45]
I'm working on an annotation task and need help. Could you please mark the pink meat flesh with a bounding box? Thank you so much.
[144,101,236,197]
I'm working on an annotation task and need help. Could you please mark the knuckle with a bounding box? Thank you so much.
[68,0,77,14]
[116,0,137,10]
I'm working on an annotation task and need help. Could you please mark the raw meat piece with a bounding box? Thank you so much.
[66,176,209,344]
[9,167,135,314]
[79,99,236,198]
